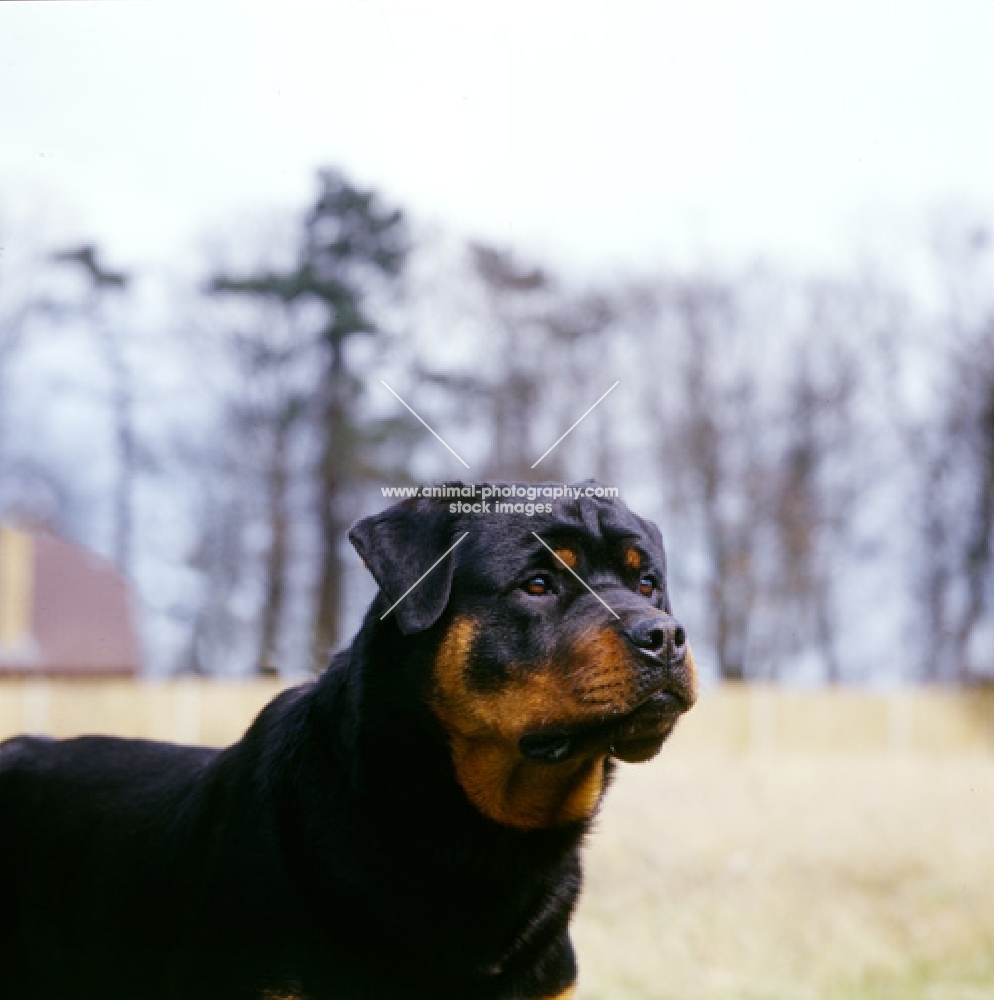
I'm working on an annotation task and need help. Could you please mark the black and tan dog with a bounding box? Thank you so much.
[0,485,696,1000]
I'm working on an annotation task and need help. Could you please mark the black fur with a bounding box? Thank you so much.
[0,484,689,999]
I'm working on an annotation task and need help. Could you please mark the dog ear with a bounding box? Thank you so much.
[349,498,459,634]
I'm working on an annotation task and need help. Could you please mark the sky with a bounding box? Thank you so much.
[2,1,991,678]
[1,1,993,276]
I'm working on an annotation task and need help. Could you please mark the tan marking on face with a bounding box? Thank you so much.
[430,618,638,829]
[623,546,642,570]
[553,547,577,569]
[566,626,638,713]
[546,986,577,1000]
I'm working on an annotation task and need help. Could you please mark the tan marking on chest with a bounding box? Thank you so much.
[430,618,635,829]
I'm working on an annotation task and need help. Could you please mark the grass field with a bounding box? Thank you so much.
[2,681,992,997]
[572,751,994,1000]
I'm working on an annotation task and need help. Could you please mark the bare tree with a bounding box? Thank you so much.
[469,243,554,480]
[540,287,620,482]
[642,273,767,682]
[0,218,50,465]
[927,222,994,681]
[0,212,83,536]
[415,242,621,486]
[206,170,411,673]
[49,244,136,579]
[181,431,253,677]
[763,288,862,683]
[876,218,994,683]
[633,265,872,684]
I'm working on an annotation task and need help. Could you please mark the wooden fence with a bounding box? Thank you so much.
[1,679,992,754]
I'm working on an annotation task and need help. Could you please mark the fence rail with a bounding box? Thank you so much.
[1,679,992,754]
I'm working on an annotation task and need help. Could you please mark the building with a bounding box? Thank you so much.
[0,524,141,678]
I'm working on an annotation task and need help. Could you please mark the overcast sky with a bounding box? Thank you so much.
[1,1,993,275]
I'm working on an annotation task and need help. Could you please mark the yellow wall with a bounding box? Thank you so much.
[0,525,33,649]
[0,679,992,753]
[0,678,286,748]
[667,683,994,755]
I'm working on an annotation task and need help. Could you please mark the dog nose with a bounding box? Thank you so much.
[624,616,687,660]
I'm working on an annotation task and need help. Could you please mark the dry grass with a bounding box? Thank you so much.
[572,750,994,1000]
[3,681,992,996]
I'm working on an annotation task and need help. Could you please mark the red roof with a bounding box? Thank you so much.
[0,528,141,677]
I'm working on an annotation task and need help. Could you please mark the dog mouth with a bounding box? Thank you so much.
[518,688,691,763]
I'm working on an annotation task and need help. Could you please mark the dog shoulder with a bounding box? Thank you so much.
[0,733,53,769]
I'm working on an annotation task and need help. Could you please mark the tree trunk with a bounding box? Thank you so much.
[256,424,289,676]
[96,319,135,580]
[311,338,347,673]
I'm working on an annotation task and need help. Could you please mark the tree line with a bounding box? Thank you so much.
[0,171,992,685]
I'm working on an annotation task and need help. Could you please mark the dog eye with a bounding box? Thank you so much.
[524,574,554,596]
[638,576,655,597]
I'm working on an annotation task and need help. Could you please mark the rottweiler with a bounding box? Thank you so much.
[0,484,696,1000]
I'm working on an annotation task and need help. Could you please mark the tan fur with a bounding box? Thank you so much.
[623,546,642,570]
[553,547,577,569]
[566,626,638,712]
[430,618,639,829]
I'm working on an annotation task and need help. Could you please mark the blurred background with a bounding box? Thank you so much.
[1,3,993,998]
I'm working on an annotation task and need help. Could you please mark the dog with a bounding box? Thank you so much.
[0,485,696,999]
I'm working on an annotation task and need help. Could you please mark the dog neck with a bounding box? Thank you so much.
[308,622,588,980]
[318,612,595,855]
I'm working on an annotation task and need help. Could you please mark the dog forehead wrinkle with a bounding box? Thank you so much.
[454,532,522,588]
[576,496,601,536]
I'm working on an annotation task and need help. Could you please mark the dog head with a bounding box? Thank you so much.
[349,483,697,829]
